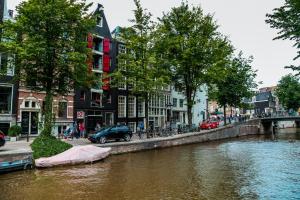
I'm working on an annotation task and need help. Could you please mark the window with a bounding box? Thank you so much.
[103,92,111,104]
[32,102,36,108]
[0,86,12,114]
[91,92,101,107]
[105,113,113,126]
[80,91,85,101]
[119,44,126,54]
[173,98,177,107]
[118,96,126,118]
[58,101,67,118]
[118,77,126,90]
[97,17,103,27]
[138,97,145,117]
[25,101,29,108]
[180,99,184,108]
[93,55,103,71]
[128,96,136,118]
[128,122,136,133]
[0,54,14,76]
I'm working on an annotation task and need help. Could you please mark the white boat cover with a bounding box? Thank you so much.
[35,145,111,168]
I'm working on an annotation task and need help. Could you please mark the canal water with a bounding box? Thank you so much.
[1,129,299,200]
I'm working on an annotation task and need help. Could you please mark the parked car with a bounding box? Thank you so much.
[88,125,132,144]
[199,120,219,130]
[0,130,6,147]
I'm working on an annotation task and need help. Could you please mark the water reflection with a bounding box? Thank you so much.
[0,130,299,200]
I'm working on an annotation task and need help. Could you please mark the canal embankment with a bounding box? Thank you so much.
[0,120,261,163]
[97,121,261,155]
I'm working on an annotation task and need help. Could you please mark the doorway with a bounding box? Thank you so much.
[21,111,38,135]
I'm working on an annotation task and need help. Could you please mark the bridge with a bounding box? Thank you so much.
[260,116,300,134]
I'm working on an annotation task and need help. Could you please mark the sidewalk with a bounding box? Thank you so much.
[0,139,32,153]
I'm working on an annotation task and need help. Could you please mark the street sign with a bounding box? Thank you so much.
[77,111,85,119]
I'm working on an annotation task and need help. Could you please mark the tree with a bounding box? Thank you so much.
[155,2,232,126]
[276,74,300,111]
[112,0,169,133]
[1,0,96,136]
[208,53,257,125]
[266,0,300,74]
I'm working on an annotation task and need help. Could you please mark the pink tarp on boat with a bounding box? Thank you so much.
[35,145,111,168]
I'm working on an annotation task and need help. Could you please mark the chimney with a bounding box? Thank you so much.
[8,9,13,18]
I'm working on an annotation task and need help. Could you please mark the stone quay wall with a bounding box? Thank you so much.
[100,121,261,155]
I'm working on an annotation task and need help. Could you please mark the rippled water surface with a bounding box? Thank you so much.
[1,129,300,200]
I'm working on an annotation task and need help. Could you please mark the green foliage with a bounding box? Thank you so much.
[112,0,169,95]
[111,0,170,129]
[208,52,257,124]
[30,135,72,159]
[8,125,22,137]
[276,74,300,111]
[154,2,233,125]
[266,0,300,73]
[1,0,96,136]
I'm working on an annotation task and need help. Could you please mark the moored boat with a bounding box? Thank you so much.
[35,145,111,168]
[0,156,33,174]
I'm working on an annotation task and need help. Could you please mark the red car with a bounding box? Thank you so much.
[199,120,219,130]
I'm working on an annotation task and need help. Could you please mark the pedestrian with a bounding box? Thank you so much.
[95,122,101,132]
[79,122,85,138]
[138,121,144,139]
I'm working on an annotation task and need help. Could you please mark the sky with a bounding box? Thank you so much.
[7,0,298,87]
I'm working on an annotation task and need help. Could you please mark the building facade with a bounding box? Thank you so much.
[0,0,17,135]
[74,4,116,133]
[17,90,74,136]
[192,86,208,125]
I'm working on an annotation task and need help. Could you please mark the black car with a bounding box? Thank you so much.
[88,125,132,144]
[0,131,5,147]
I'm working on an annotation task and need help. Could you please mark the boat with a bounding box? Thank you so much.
[0,156,33,174]
[35,145,111,168]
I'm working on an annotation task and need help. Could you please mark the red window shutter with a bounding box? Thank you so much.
[103,38,110,53]
[103,55,110,72]
[87,33,93,49]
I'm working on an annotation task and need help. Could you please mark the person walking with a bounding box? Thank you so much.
[79,122,85,138]
[138,121,144,139]
[95,122,101,132]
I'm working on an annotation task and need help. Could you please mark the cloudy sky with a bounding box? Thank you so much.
[8,0,298,87]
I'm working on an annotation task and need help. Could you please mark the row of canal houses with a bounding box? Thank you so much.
[0,2,208,136]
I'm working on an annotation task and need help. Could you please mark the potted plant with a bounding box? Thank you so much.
[8,125,22,142]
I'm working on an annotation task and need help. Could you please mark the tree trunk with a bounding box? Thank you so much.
[223,105,227,126]
[187,103,193,127]
[43,92,53,136]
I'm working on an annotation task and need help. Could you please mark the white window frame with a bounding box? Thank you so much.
[97,17,103,27]
[138,97,145,117]
[118,77,127,90]
[128,96,136,118]
[118,96,126,118]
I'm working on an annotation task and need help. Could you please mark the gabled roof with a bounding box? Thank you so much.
[92,3,112,39]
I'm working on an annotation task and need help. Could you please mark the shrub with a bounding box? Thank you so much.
[30,135,72,159]
[8,125,22,137]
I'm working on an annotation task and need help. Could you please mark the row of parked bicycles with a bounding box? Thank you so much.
[137,125,199,139]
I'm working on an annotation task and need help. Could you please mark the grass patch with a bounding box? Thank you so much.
[31,135,72,159]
